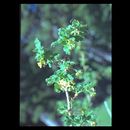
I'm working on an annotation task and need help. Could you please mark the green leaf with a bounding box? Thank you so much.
[54,54,60,61]
[51,41,58,47]
[34,38,44,53]
[71,19,80,27]
[45,75,57,85]
[57,101,67,114]
[67,74,74,81]
[54,83,61,93]
[33,38,46,68]
[63,45,71,55]
[47,59,52,68]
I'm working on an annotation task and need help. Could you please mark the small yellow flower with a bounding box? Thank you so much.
[91,121,96,126]
[37,62,42,68]
[37,59,46,68]
[75,70,82,77]
[58,79,70,88]
[58,80,75,91]
[81,109,84,115]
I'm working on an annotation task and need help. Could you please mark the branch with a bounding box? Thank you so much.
[104,100,111,119]
[65,89,71,116]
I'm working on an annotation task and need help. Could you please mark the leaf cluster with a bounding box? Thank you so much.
[33,19,97,126]
[51,19,87,55]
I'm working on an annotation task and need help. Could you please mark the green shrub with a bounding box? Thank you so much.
[33,19,97,126]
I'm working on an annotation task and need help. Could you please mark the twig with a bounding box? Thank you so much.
[65,89,71,115]
[104,100,111,119]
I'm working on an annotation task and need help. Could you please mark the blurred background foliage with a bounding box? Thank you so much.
[20,4,111,126]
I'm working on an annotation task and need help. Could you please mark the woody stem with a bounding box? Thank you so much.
[65,89,71,114]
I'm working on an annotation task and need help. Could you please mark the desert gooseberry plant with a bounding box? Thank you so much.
[33,19,97,126]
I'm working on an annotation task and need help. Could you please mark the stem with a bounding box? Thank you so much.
[72,92,78,100]
[65,89,71,115]
[104,101,111,119]
[80,119,86,126]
